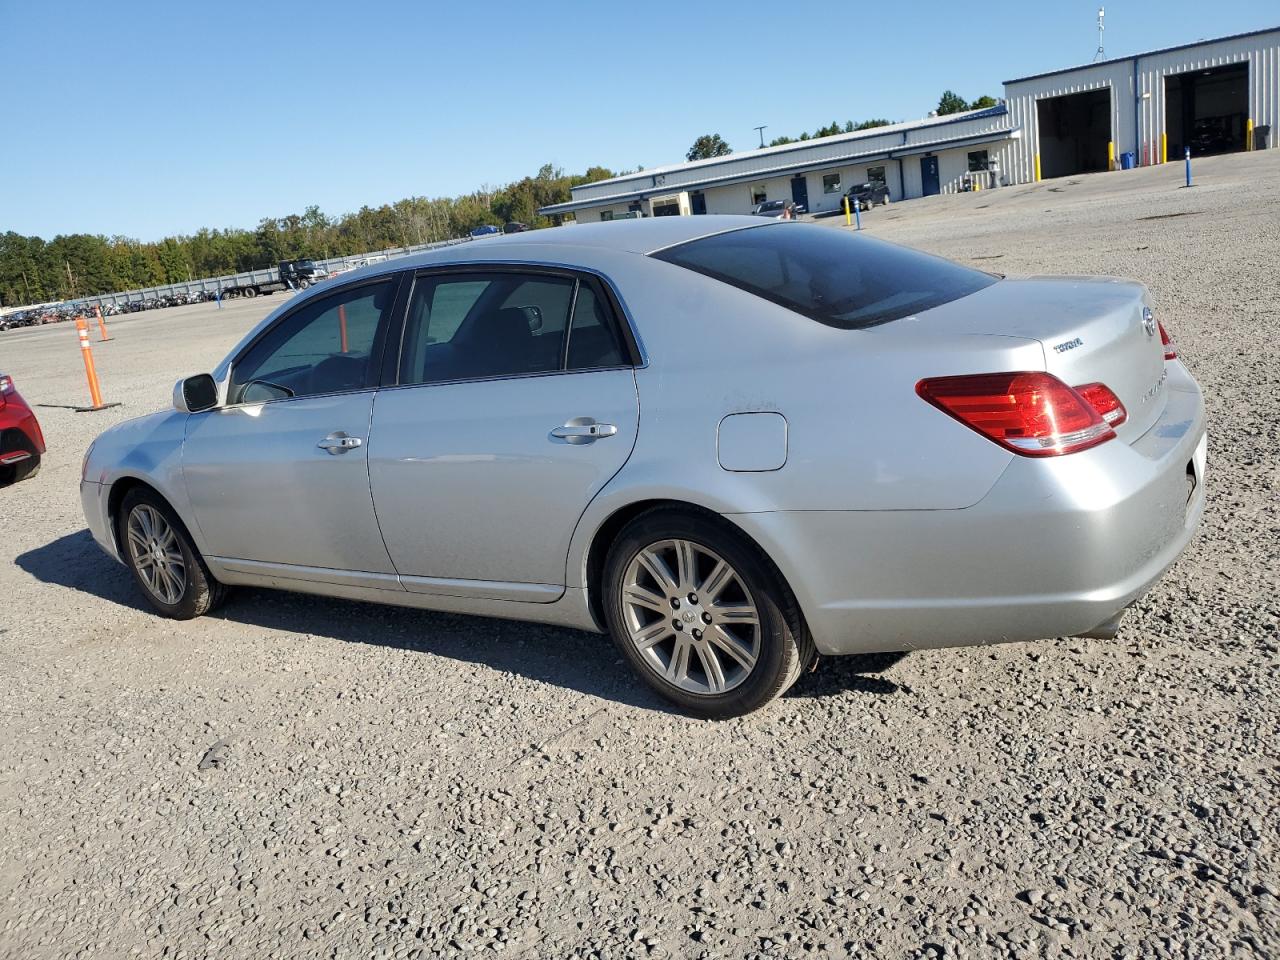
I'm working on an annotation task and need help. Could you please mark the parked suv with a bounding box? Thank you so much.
[846,182,890,210]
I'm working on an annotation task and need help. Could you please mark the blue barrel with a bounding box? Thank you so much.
[1120,152,1136,170]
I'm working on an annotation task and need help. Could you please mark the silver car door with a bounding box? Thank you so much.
[367,269,640,600]
[182,278,403,587]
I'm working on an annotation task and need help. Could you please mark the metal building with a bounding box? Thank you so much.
[1002,26,1279,183]
[541,26,1278,224]
[541,108,1019,222]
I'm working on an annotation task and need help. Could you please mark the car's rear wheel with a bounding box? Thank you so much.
[603,509,813,718]
[118,488,227,619]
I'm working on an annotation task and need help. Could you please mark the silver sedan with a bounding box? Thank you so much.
[81,217,1206,717]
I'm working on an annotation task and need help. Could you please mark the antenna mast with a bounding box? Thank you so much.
[1094,6,1105,62]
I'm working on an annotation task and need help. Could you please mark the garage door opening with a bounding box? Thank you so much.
[1165,63,1249,159]
[1036,89,1112,178]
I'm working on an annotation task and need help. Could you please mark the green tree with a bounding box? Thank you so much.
[936,90,969,115]
[970,95,998,109]
[855,118,891,130]
[686,134,732,161]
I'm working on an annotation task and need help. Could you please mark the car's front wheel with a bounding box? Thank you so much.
[118,487,227,619]
[603,509,813,718]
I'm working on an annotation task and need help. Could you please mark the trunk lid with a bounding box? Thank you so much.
[884,276,1168,443]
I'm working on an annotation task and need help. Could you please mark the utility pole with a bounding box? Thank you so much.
[1093,6,1105,62]
[65,260,76,299]
[21,269,32,303]
[754,125,768,148]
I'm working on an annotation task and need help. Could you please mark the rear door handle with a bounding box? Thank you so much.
[317,432,363,454]
[551,418,618,444]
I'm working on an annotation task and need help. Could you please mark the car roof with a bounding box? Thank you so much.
[409,215,764,264]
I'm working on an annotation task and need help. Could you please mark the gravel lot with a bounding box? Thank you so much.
[1,150,1277,959]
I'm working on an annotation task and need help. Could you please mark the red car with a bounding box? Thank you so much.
[0,374,45,483]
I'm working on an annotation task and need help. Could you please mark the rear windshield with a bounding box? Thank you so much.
[653,223,997,329]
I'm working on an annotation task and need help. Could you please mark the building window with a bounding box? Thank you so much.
[750,185,767,205]
[822,173,842,194]
[967,150,989,172]
[651,196,680,217]
[599,210,614,222]
[867,166,886,186]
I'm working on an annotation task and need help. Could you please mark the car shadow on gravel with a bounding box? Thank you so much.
[14,528,149,610]
[17,530,912,712]
[787,652,911,700]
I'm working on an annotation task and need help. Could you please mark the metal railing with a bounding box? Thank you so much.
[60,237,475,311]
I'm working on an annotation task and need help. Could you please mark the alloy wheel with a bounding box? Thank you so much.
[126,504,186,605]
[620,539,761,695]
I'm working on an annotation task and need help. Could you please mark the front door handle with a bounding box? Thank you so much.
[551,418,618,444]
[317,432,363,454]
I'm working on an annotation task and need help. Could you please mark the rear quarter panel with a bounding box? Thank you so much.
[563,253,1042,588]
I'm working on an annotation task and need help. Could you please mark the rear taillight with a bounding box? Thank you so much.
[0,375,10,407]
[916,372,1116,457]
[1158,321,1177,361]
[1074,382,1128,426]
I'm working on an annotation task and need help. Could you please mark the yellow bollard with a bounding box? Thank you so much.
[1246,118,1254,151]
[1107,141,1116,171]
[843,196,851,226]
[1161,132,1168,164]
[1034,154,1041,182]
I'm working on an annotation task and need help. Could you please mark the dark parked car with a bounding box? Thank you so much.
[847,182,890,210]
[470,225,501,238]
[751,200,806,218]
[503,222,530,234]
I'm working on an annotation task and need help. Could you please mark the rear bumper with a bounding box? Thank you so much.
[0,404,46,456]
[732,361,1207,656]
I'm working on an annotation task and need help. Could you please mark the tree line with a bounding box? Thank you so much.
[0,164,616,307]
[686,91,1000,159]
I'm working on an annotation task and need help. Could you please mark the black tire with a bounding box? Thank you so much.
[117,487,227,619]
[603,508,814,719]
[244,286,258,298]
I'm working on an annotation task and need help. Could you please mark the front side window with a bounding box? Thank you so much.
[230,280,395,404]
[653,223,997,330]
[866,165,886,186]
[822,173,842,194]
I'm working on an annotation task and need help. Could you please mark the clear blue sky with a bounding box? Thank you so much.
[0,0,1273,240]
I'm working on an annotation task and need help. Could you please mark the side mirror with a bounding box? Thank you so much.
[174,374,219,413]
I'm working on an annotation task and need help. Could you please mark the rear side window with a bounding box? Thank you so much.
[399,273,573,385]
[567,283,626,370]
[653,224,997,329]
